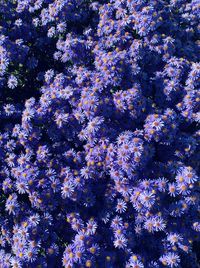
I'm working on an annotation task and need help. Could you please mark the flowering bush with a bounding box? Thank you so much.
[0,0,199,267]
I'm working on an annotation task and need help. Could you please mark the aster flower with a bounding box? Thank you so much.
[86,219,97,235]
[5,194,19,215]
[28,214,40,227]
[88,243,100,255]
[61,181,75,198]
[116,199,127,213]
[7,75,18,89]
[25,247,38,263]
[54,112,69,128]
[4,104,16,116]
[113,235,127,249]
[111,216,123,229]
[10,257,22,268]
[168,183,177,197]
[47,243,59,256]
[165,252,180,267]
[74,247,85,264]
[16,180,29,194]
[167,233,183,246]
[127,258,144,268]
[139,191,155,208]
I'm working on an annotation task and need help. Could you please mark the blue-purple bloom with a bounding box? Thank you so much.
[0,0,199,267]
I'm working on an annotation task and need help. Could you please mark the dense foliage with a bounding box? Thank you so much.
[0,0,199,267]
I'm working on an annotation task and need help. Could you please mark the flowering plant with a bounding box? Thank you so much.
[0,0,199,267]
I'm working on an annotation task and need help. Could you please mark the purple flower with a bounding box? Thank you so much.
[7,75,18,89]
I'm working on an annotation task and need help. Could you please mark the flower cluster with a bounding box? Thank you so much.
[0,0,199,267]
